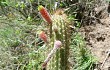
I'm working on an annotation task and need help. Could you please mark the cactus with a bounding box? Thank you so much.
[52,9,72,70]
[38,6,72,70]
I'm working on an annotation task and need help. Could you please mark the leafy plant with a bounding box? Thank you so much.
[70,33,96,70]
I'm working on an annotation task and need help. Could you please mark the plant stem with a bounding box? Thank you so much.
[49,23,52,38]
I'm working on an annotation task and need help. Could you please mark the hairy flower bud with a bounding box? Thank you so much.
[39,31,48,43]
[38,5,52,24]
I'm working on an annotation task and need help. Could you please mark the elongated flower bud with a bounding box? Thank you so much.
[39,31,48,43]
[38,5,52,24]
[42,40,62,69]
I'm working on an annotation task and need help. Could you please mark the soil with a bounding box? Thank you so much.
[80,14,110,70]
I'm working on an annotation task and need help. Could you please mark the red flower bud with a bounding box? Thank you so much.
[38,5,52,24]
[39,31,48,43]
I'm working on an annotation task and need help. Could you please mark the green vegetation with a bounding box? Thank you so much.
[70,33,96,70]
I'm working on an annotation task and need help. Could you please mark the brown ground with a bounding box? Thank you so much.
[80,14,110,70]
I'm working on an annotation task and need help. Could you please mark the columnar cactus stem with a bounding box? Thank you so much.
[55,14,70,70]
[64,22,70,70]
